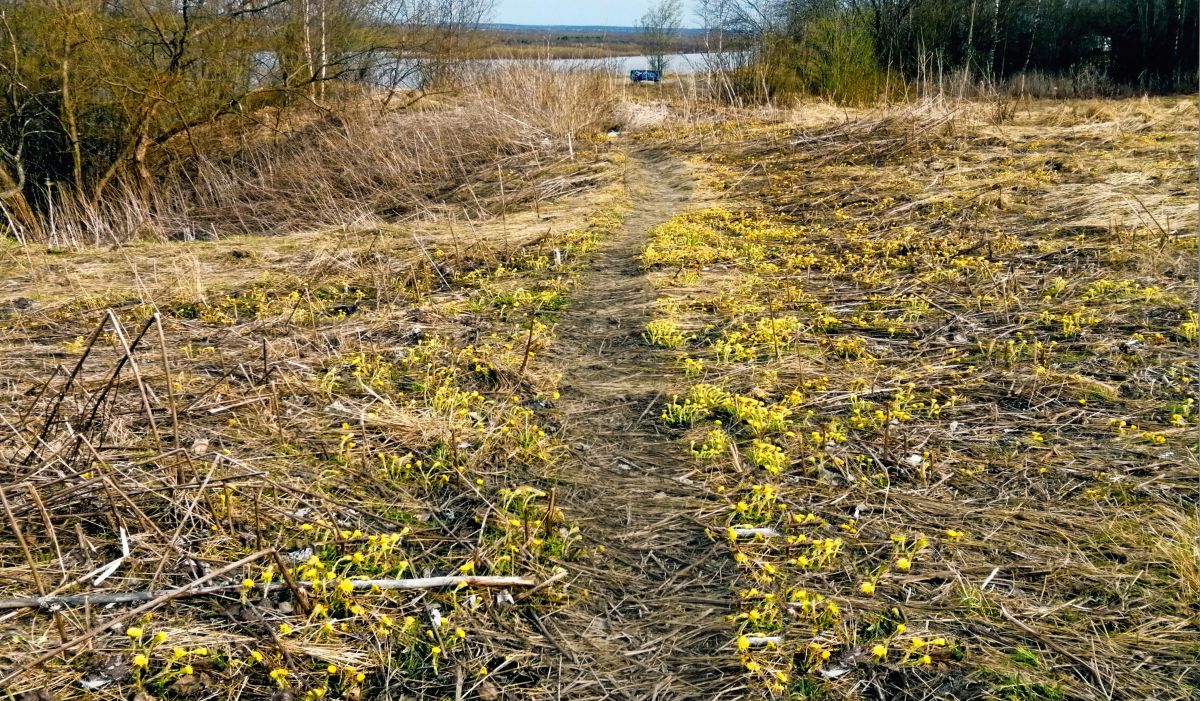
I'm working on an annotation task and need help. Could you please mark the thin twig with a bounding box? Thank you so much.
[0,549,276,687]
[0,574,542,611]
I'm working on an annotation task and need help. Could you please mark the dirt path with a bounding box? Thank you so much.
[540,151,740,700]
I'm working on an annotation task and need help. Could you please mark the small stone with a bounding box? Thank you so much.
[479,681,500,701]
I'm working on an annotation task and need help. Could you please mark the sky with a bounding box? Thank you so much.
[493,0,701,28]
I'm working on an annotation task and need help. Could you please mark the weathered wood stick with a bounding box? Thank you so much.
[0,574,540,611]
[743,635,784,648]
[0,549,273,687]
[731,527,782,538]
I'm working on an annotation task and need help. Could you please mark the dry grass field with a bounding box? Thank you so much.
[0,89,1194,701]
[637,97,1198,700]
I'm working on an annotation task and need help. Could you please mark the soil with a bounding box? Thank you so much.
[539,151,741,700]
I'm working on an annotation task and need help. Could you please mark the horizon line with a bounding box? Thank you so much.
[483,22,707,32]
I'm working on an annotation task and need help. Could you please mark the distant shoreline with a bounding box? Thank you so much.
[467,24,724,60]
[483,23,707,34]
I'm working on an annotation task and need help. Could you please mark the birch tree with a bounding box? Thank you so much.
[639,0,684,75]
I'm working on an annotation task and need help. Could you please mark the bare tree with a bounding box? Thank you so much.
[639,0,684,75]
[0,0,493,231]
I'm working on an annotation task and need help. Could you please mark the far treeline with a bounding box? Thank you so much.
[694,0,1198,102]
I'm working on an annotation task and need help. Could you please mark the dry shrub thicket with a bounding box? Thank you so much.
[30,63,623,247]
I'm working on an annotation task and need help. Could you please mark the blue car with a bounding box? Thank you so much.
[630,69,661,83]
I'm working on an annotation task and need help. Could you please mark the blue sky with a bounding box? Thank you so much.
[493,0,700,28]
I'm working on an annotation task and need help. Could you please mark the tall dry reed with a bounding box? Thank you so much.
[16,62,624,246]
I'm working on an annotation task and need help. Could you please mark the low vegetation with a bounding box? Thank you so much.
[640,97,1197,699]
[464,25,706,60]
[0,157,627,697]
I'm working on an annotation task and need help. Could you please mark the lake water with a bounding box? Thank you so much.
[370,52,722,89]
[543,53,715,75]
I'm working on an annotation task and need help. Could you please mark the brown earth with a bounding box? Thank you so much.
[538,151,741,700]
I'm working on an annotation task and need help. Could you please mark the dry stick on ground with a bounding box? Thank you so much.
[270,548,312,616]
[15,365,60,428]
[106,309,162,451]
[19,317,106,466]
[153,313,180,458]
[24,483,66,583]
[518,306,538,376]
[149,461,216,588]
[513,569,568,603]
[0,488,68,643]
[77,436,172,545]
[72,316,157,461]
[0,533,133,628]
[0,548,275,688]
[0,574,542,610]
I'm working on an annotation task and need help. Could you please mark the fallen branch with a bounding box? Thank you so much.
[0,574,540,611]
[742,635,783,648]
[731,527,781,538]
[0,549,274,687]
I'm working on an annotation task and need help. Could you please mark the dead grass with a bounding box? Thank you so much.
[636,96,1198,699]
[0,172,627,699]
[18,64,626,248]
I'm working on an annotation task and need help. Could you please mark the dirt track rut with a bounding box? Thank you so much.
[540,151,740,700]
